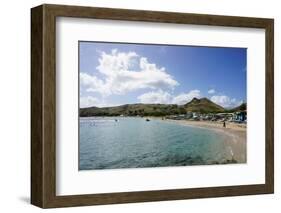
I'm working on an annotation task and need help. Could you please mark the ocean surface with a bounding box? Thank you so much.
[79,117,234,170]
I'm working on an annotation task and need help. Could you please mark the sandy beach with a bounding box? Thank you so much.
[165,119,247,163]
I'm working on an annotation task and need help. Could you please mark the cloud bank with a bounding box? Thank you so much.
[137,89,201,105]
[210,95,242,108]
[80,96,100,108]
[80,49,178,97]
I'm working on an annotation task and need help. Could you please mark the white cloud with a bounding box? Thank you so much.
[80,96,100,108]
[137,89,201,105]
[137,90,172,104]
[80,96,123,108]
[210,95,242,108]
[172,90,201,105]
[80,49,178,97]
[80,72,107,94]
[208,89,216,94]
[137,90,242,108]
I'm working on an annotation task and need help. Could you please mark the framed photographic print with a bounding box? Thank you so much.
[31,4,274,208]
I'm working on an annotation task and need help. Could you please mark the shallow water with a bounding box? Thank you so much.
[79,117,234,170]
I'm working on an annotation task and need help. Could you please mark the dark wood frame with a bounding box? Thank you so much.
[31,4,274,208]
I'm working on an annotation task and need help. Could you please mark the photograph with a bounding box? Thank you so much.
[79,41,247,170]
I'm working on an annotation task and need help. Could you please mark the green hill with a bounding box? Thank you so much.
[184,97,225,113]
[79,97,228,117]
[228,103,246,112]
[80,103,186,117]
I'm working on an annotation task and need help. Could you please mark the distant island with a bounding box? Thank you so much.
[80,97,246,118]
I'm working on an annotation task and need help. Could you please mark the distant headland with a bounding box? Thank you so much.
[80,97,246,119]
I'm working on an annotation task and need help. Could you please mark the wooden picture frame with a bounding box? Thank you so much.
[31,4,274,208]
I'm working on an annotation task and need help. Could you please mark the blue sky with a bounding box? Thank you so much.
[79,41,246,108]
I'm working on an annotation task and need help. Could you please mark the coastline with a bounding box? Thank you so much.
[162,119,247,163]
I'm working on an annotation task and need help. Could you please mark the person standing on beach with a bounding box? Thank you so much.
[223,121,226,128]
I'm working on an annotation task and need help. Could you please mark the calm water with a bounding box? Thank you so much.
[79,117,233,170]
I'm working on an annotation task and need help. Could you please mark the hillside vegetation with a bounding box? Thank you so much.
[80,97,245,117]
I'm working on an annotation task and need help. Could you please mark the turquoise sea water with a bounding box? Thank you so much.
[79,117,233,170]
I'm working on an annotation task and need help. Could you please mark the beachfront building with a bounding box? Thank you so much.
[233,111,247,122]
[166,110,247,123]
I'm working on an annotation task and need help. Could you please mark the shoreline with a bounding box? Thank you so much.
[162,119,247,163]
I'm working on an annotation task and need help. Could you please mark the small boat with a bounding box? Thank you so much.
[146,118,150,122]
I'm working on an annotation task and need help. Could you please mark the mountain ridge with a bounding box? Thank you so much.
[79,97,245,117]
